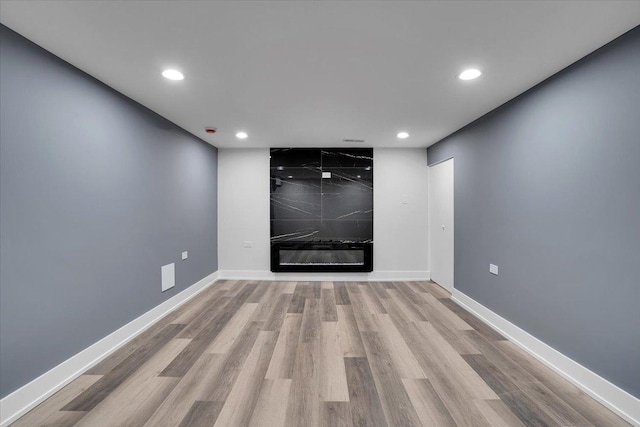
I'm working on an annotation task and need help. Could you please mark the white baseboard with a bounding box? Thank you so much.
[368,271,431,281]
[452,289,640,427]
[0,271,220,427]
[219,270,275,280]
[218,270,430,282]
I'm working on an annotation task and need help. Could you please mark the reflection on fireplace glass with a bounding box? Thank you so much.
[279,249,364,266]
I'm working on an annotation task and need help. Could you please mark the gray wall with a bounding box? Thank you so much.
[428,27,640,398]
[0,25,218,398]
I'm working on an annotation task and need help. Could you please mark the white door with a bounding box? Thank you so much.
[429,158,454,291]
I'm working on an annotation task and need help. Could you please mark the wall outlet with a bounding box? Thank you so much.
[161,263,175,292]
[182,251,188,260]
[401,194,409,204]
[243,241,253,248]
[489,264,499,275]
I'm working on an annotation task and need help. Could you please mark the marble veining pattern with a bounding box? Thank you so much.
[337,209,374,219]
[270,148,373,243]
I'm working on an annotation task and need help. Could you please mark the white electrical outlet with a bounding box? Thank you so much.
[161,263,175,292]
[182,251,188,260]
[490,264,499,275]
[243,241,253,248]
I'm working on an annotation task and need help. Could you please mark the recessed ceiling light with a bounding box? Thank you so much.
[288,175,293,179]
[162,69,184,81]
[357,175,361,179]
[397,132,409,139]
[236,131,248,139]
[458,68,482,80]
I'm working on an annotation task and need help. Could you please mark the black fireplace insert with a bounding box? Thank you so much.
[271,241,373,272]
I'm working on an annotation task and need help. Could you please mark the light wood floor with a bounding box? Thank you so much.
[13,280,629,426]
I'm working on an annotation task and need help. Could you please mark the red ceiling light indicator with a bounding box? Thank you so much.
[205,127,217,134]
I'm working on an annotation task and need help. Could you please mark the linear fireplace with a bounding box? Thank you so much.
[270,148,373,273]
[271,241,373,272]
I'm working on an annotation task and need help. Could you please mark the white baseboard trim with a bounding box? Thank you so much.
[218,270,430,282]
[452,289,640,427]
[0,270,220,427]
[368,271,431,281]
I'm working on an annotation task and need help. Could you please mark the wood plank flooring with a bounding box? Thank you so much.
[12,280,630,427]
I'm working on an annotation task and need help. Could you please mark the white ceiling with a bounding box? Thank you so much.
[1,1,639,148]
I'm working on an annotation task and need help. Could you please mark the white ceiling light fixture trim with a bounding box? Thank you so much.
[236,131,248,139]
[397,131,409,139]
[458,68,482,80]
[161,69,184,81]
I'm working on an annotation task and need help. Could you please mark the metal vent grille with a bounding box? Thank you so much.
[342,139,365,143]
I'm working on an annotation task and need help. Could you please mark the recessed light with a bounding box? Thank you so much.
[397,132,409,139]
[162,69,184,81]
[357,175,361,179]
[236,131,248,139]
[288,175,293,179]
[458,68,482,80]
[364,166,371,171]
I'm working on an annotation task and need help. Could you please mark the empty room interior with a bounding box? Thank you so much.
[1,1,639,426]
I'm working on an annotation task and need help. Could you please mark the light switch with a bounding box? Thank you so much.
[161,263,175,292]
[490,264,499,275]
[182,251,188,260]
[244,241,253,248]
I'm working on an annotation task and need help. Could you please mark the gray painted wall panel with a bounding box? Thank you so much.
[0,25,218,398]
[428,27,640,397]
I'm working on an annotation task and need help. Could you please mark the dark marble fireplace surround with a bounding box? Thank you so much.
[270,148,373,272]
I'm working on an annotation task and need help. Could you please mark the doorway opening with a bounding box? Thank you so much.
[429,158,454,291]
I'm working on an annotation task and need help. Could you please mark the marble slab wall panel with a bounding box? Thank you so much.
[270,167,322,193]
[321,168,373,194]
[271,192,321,220]
[322,193,373,220]
[270,148,373,243]
[270,219,373,243]
[270,148,321,168]
[270,167,322,221]
[320,148,373,168]
[319,219,373,242]
[271,219,321,242]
